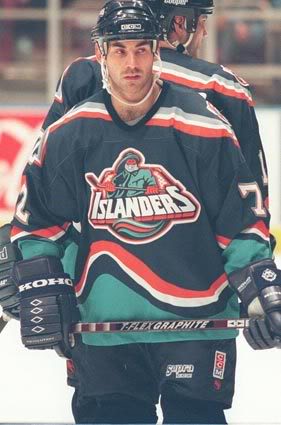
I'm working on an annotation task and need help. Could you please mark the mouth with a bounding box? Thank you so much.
[124,75,141,81]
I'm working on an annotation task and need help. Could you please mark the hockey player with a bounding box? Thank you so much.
[147,0,275,349]
[0,0,274,351]
[41,0,269,209]
[9,1,281,423]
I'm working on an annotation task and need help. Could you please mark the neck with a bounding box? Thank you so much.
[160,40,175,50]
[111,82,162,122]
[160,35,193,55]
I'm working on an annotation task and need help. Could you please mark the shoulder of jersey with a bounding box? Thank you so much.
[161,48,221,75]
[50,90,106,134]
[61,55,100,84]
[66,55,99,74]
[160,48,251,88]
[166,83,211,114]
[163,83,238,145]
[55,55,101,104]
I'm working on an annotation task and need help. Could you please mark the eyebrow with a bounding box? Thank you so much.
[110,40,151,48]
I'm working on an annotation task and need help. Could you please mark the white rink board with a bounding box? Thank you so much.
[0,256,280,424]
[256,108,281,227]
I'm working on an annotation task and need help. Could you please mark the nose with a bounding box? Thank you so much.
[125,51,138,69]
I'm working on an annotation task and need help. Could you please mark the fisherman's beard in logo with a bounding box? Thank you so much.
[125,163,138,173]
[85,149,201,244]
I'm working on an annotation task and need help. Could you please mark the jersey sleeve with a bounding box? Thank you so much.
[11,124,80,259]
[42,56,101,129]
[196,127,271,276]
[214,160,271,275]
[211,66,269,208]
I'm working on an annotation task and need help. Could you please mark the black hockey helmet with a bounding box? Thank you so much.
[147,0,214,38]
[91,0,162,54]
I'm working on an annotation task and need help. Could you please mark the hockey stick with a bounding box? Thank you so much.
[72,318,250,334]
[97,184,165,194]
[98,184,147,191]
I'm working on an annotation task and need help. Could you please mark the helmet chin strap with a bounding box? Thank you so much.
[100,51,162,107]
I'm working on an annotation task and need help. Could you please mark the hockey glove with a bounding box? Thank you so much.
[0,224,22,319]
[13,255,80,358]
[228,259,281,350]
[244,318,281,350]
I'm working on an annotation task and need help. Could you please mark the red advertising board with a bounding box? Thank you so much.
[0,108,47,224]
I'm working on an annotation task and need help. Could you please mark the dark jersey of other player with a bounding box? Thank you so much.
[43,51,269,209]
[12,83,271,349]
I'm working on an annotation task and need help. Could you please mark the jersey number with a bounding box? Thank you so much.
[258,149,268,186]
[15,181,30,224]
[238,182,267,217]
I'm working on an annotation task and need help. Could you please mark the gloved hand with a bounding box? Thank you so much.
[228,259,281,350]
[0,224,22,319]
[103,181,116,192]
[244,318,281,350]
[13,255,80,358]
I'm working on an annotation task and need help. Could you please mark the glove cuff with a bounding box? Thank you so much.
[228,259,277,316]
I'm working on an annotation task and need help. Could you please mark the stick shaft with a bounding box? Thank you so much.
[72,318,249,334]
[98,184,146,191]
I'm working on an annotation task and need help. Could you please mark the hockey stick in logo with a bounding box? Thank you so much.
[97,184,166,193]
[97,184,146,191]
[72,318,250,334]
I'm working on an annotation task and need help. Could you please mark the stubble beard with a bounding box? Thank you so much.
[109,70,154,104]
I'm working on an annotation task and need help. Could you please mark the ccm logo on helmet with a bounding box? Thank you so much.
[19,278,73,292]
[164,0,189,5]
[121,23,142,30]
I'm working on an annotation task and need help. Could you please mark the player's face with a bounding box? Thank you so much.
[106,40,155,103]
[187,15,208,58]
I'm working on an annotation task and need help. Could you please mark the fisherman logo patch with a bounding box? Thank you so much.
[85,148,201,244]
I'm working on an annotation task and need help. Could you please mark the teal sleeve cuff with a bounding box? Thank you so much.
[18,238,64,260]
[223,239,272,275]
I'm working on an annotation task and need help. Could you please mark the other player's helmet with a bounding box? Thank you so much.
[91,0,162,54]
[147,0,214,39]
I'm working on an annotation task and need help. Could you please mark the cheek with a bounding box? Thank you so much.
[186,33,193,44]
[193,32,203,45]
[106,57,115,69]
[144,57,154,72]
[106,59,119,78]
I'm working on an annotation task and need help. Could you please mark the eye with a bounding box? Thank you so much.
[137,47,150,54]
[113,48,125,55]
